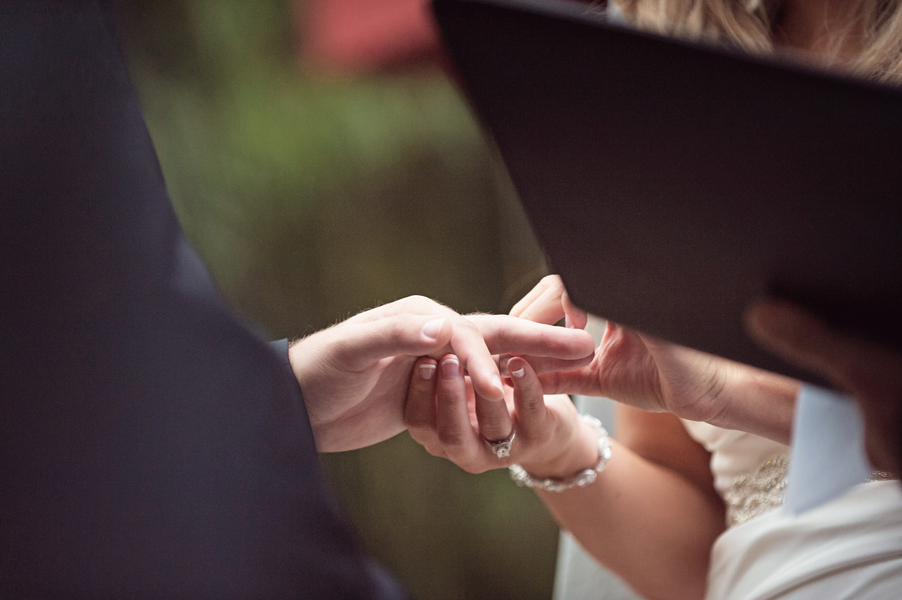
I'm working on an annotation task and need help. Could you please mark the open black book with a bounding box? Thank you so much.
[432,0,902,382]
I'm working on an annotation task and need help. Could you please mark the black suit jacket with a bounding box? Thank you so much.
[0,2,406,597]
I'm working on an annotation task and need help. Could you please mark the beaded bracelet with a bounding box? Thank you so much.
[509,414,612,492]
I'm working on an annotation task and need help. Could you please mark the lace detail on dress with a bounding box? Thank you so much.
[723,454,789,527]
[723,454,898,527]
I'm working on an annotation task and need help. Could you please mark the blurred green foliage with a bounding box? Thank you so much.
[116,1,558,597]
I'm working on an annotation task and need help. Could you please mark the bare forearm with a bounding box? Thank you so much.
[536,441,726,600]
[703,362,799,445]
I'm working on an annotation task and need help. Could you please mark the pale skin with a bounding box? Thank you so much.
[287,295,596,452]
[403,3,902,598]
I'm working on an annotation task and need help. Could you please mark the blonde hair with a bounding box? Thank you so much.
[613,0,902,82]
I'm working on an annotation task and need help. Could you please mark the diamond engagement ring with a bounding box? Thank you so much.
[486,429,516,459]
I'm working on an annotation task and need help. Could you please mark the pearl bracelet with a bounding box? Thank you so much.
[509,414,612,492]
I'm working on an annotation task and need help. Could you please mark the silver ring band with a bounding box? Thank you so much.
[486,429,516,459]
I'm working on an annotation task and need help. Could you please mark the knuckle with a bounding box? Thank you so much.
[403,294,442,313]
[455,317,480,338]
[405,415,435,434]
[385,318,409,346]
[403,294,425,307]
[437,426,468,448]
[517,394,543,415]
[514,373,541,397]
[423,443,447,459]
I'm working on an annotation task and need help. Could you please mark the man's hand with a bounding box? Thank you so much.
[289,296,595,452]
[746,298,902,476]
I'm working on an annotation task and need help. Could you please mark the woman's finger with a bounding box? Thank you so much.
[435,355,484,468]
[560,286,589,330]
[508,274,590,330]
[510,276,568,324]
[404,357,439,447]
[473,384,514,450]
[506,356,550,439]
[509,275,560,317]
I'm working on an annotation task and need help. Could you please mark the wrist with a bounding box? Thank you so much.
[518,415,603,480]
[510,414,612,492]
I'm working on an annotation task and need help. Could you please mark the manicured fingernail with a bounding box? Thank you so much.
[511,367,526,379]
[422,318,445,341]
[441,357,460,380]
[419,364,436,380]
[565,315,574,329]
[492,374,503,391]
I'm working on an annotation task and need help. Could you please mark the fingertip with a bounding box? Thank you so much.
[508,357,547,429]
[507,356,531,383]
[744,298,857,384]
[573,329,597,357]
[406,357,440,439]
[744,297,777,339]
[744,297,812,350]
[417,357,438,381]
[440,354,461,380]
[561,290,588,329]
[570,311,589,330]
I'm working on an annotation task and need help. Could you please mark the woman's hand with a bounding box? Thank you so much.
[510,276,737,421]
[289,295,596,452]
[404,354,599,480]
[404,350,725,600]
[511,276,798,441]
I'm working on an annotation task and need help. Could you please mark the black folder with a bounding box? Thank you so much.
[432,0,902,381]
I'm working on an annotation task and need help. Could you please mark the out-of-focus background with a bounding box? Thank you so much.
[115,0,560,597]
